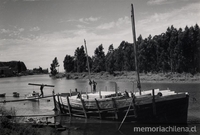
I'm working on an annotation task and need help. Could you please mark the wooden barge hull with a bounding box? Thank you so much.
[135,94,189,123]
[55,92,189,123]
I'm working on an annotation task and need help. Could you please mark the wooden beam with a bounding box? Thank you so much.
[112,98,118,120]
[57,94,63,114]
[152,89,156,116]
[28,83,54,87]
[80,98,88,118]
[66,96,72,117]
[95,98,102,119]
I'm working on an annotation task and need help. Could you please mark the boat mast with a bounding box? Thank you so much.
[131,4,141,95]
[84,39,92,92]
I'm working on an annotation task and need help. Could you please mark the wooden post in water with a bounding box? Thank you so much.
[86,87,89,99]
[66,95,72,117]
[52,90,57,111]
[114,82,118,97]
[59,95,65,113]
[80,98,88,118]
[95,98,102,119]
[112,98,118,120]
[70,89,72,96]
[99,89,102,99]
[152,89,156,116]
[57,94,63,114]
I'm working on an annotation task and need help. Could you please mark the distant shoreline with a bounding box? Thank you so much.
[54,71,200,83]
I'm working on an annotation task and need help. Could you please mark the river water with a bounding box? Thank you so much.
[0,74,200,135]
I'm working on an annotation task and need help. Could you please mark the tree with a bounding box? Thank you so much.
[39,66,43,73]
[105,44,115,74]
[92,44,106,72]
[74,46,87,72]
[114,41,125,71]
[17,61,21,73]
[123,42,134,71]
[50,57,59,76]
[63,55,74,72]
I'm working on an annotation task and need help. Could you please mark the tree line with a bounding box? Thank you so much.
[52,24,200,75]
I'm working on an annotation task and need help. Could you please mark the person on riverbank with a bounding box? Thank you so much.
[89,79,97,93]
[40,84,44,97]
[92,80,97,93]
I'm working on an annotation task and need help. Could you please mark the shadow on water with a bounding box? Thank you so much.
[52,115,198,135]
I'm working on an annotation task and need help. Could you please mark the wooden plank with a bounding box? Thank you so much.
[131,92,137,118]
[112,98,118,120]
[80,98,88,118]
[66,96,72,117]
[28,83,54,87]
[59,96,65,113]
[57,95,63,114]
[72,114,88,118]
[95,98,102,119]
[152,89,156,116]
[118,100,133,130]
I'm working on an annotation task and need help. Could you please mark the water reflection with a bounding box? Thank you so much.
[53,116,193,135]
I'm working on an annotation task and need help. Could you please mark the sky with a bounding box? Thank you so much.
[0,0,199,72]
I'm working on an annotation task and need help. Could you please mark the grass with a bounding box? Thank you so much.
[0,105,41,135]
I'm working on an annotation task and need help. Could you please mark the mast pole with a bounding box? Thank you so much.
[131,4,141,95]
[84,39,93,92]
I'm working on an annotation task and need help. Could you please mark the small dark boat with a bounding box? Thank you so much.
[13,92,20,97]
[0,93,6,97]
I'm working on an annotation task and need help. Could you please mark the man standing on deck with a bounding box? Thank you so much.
[40,84,44,97]
[92,80,97,93]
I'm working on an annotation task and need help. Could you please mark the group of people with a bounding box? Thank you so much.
[89,79,97,93]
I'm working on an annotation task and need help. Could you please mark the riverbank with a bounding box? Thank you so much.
[56,71,200,83]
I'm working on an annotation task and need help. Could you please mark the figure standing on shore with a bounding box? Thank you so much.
[92,80,97,93]
[40,84,44,97]
[89,79,92,91]
[89,79,97,93]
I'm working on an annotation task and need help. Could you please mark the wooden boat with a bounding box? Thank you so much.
[0,93,6,97]
[25,91,40,101]
[55,89,189,123]
[55,4,189,123]
[13,92,20,97]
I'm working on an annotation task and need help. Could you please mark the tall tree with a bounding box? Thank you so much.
[74,46,87,72]
[114,41,125,71]
[50,57,59,76]
[92,44,106,72]
[105,44,115,74]
[63,55,74,72]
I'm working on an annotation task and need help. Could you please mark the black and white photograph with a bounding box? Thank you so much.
[0,0,199,134]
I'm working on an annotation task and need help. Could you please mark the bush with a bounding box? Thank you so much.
[0,105,41,135]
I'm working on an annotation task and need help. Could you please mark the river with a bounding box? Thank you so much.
[0,74,199,135]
